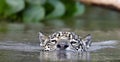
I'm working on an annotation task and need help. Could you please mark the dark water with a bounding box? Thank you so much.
[0,24,120,62]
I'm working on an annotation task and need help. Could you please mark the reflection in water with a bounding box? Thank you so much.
[57,51,67,60]
[39,50,90,61]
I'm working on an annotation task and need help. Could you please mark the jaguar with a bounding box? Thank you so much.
[39,31,92,51]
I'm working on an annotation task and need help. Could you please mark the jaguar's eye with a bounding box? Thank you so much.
[51,40,57,43]
[71,41,77,44]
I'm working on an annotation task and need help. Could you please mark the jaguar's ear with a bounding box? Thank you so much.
[39,32,47,46]
[82,34,92,48]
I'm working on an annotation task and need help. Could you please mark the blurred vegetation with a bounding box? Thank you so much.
[0,0,120,32]
[0,0,85,23]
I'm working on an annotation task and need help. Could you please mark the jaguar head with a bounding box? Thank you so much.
[39,31,92,51]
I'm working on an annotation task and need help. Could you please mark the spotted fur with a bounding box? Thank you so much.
[39,31,92,51]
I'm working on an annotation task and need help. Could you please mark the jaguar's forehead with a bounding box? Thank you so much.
[48,31,80,40]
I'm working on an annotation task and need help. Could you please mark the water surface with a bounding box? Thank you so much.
[0,24,120,62]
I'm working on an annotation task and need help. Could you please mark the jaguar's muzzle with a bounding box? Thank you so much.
[56,39,69,50]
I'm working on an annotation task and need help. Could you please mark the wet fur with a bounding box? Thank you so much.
[39,31,92,51]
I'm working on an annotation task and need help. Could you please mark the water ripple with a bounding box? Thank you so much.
[0,40,118,52]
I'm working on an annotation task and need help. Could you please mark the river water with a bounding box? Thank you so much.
[0,24,120,62]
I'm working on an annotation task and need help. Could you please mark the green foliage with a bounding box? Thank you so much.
[61,0,76,18]
[46,0,65,19]
[0,0,85,23]
[26,0,46,5]
[0,0,6,15]
[23,6,45,23]
[74,2,85,16]
[5,0,25,15]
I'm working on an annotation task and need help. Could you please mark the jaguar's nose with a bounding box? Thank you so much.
[56,39,69,50]
[57,44,69,50]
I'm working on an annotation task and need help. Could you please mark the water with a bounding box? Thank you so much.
[0,24,120,62]
[0,40,119,62]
